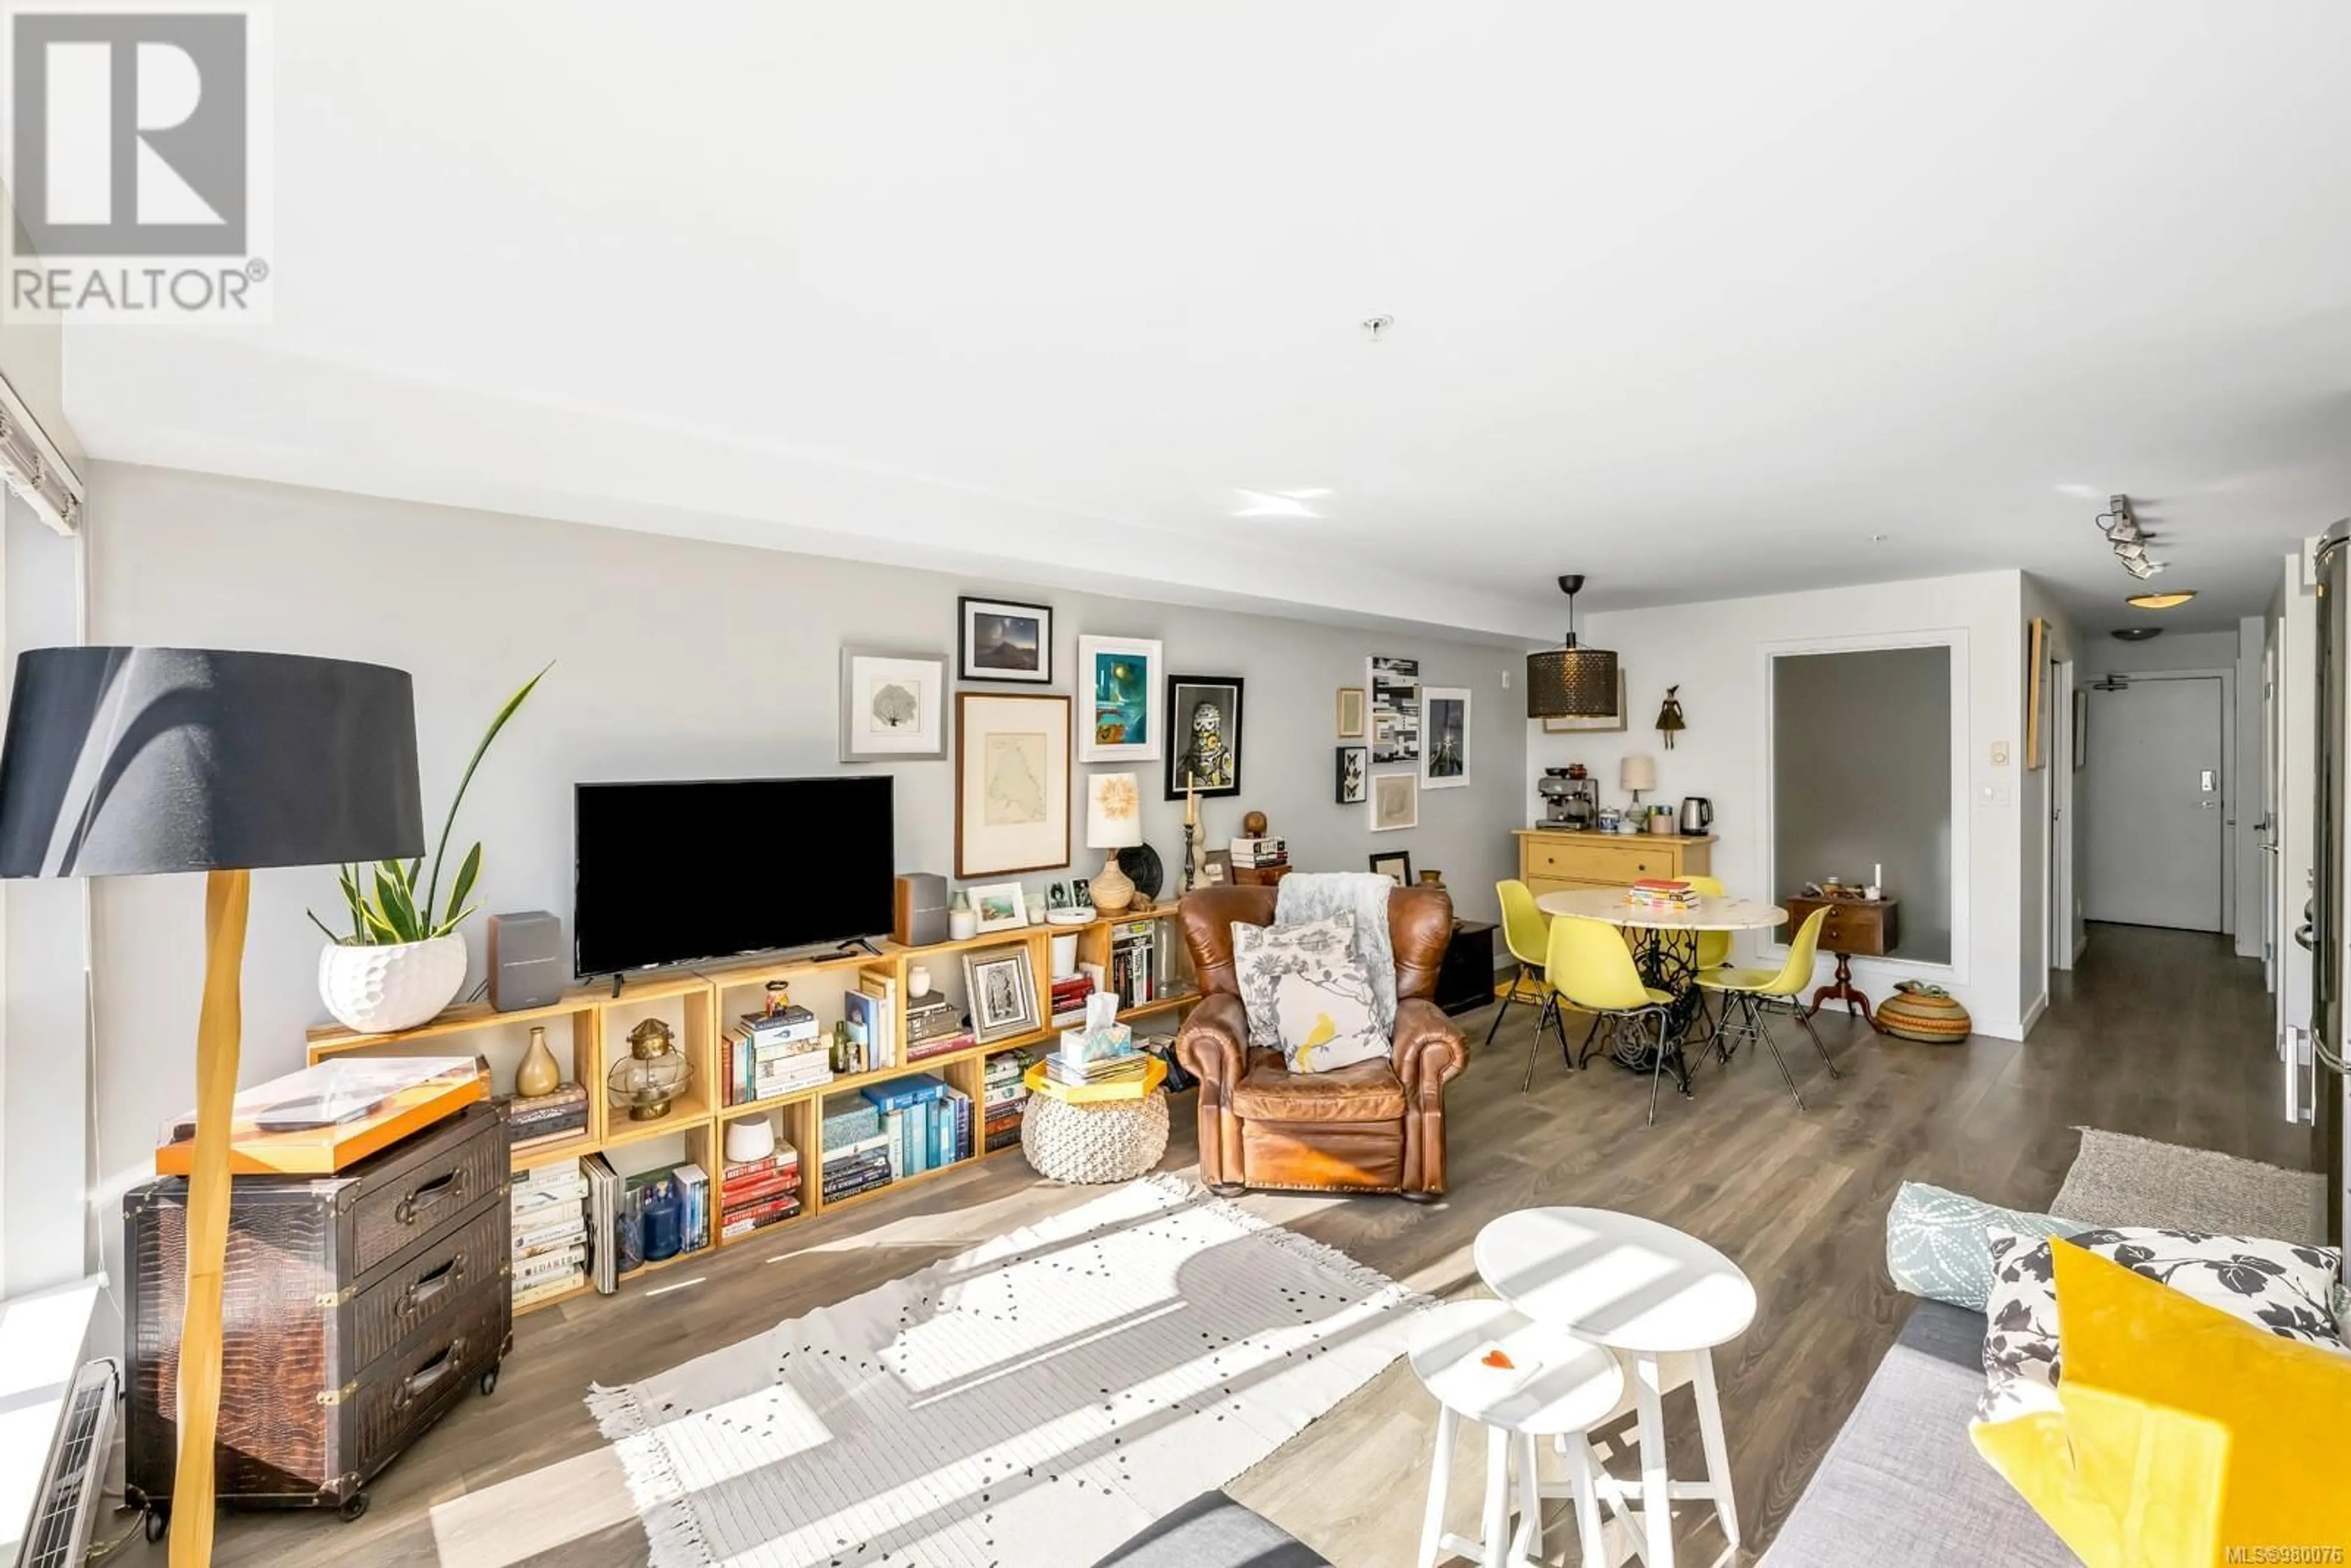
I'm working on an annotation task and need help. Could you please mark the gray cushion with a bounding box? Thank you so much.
[1089,1490,1330,1568]
[1759,1302,2078,1567]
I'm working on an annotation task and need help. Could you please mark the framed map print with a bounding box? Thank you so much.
[955,692,1071,877]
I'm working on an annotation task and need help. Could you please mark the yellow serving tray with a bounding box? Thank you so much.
[1023,1056,1167,1105]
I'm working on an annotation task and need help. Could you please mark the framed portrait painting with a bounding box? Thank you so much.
[959,596,1054,683]
[955,691,1071,877]
[1164,674,1244,800]
[839,648,948,762]
[1078,635,1162,761]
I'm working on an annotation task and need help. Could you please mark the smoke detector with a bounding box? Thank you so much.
[1361,315,1394,342]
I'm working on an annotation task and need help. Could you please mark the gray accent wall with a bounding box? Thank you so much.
[1771,646,1954,964]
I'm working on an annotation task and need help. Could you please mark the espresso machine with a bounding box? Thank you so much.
[1538,767,1599,830]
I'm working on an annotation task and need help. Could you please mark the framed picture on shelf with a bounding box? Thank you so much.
[1541,670,1628,732]
[1164,674,1245,799]
[838,648,948,762]
[964,947,1039,1044]
[1070,876,1092,910]
[1369,850,1412,887]
[1368,655,1420,763]
[1336,686,1365,738]
[1202,849,1234,886]
[1335,744,1367,804]
[1422,686,1470,789]
[1077,635,1163,761]
[1045,880,1074,914]
[958,596,1054,684]
[968,880,1028,933]
[954,691,1071,877]
[1370,771,1418,833]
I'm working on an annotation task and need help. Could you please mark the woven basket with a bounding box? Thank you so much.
[1022,1089,1169,1184]
[1877,982,1971,1044]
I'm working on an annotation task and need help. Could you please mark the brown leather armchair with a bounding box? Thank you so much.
[1174,884,1469,1201]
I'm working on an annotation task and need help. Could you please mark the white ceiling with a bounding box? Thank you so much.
[61,1,2351,642]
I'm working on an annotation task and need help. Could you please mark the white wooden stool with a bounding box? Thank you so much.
[1408,1299,1624,1568]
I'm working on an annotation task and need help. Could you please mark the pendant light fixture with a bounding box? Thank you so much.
[1526,574,1620,721]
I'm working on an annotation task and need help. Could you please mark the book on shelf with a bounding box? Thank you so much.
[907,1032,973,1062]
[721,1171,801,1215]
[861,1073,948,1113]
[720,1194,803,1240]
[511,1116,590,1153]
[855,972,901,1067]
[841,988,892,1075]
[584,1153,620,1294]
[722,1144,799,1182]
[674,1163,709,1252]
[1047,1053,1151,1088]
[508,1082,588,1125]
[1228,836,1288,867]
[820,1094,883,1149]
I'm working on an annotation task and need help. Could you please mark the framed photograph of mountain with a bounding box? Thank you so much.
[958,596,1054,683]
[1368,654,1420,763]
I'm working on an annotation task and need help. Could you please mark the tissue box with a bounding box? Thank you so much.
[1058,1022,1133,1065]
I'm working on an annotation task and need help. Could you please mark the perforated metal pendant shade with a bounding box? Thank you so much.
[1524,575,1620,720]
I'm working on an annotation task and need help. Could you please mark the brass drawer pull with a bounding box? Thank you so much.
[396,1338,465,1411]
[394,1169,465,1227]
[396,1255,465,1318]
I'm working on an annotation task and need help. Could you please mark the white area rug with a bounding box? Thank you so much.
[588,1176,1428,1567]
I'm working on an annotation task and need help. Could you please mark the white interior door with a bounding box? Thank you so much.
[2265,629,2281,991]
[2083,675,2227,931]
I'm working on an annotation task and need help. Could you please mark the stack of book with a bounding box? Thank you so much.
[1229,835,1289,870]
[820,1093,891,1202]
[1626,877,1700,913]
[511,1160,589,1308]
[1047,1052,1152,1090]
[983,1048,1040,1150]
[904,989,970,1061]
[720,1141,801,1240]
[724,1004,832,1106]
[863,1075,973,1177]
[585,1153,620,1292]
[508,1082,589,1154]
[842,972,899,1074]
[1047,972,1096,1028]
[1108,919,1158,1005]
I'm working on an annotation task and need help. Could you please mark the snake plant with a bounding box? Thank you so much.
[310,664,550,946]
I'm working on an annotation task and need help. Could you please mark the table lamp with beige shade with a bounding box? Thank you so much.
[1620,753,1658,810]
[1085,771,1144,913]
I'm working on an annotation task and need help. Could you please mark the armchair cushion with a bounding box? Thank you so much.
[1231,913,1389,1073]
[1231,1057,1408,1123]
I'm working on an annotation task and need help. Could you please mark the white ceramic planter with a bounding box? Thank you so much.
[318,934,468,1035]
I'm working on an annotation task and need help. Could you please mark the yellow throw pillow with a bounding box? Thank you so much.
[1972,1240,2351,1567]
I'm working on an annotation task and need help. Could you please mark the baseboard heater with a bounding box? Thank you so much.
[16,1358,119,1568]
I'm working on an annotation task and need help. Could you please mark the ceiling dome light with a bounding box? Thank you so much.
[2111,626,2164,642]
[2125,590,2197,610]
[1526,575,1619,721]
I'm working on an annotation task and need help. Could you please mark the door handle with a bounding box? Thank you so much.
[2295,924,2315,951]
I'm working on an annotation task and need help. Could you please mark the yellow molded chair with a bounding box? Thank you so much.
[1681,874,1731,1052]
[1532,914,1681,1126]
[1487,879,1552,1048]
[1696,906,1841,1109]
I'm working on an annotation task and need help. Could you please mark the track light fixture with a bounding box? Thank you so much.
[2095,493,2167,580]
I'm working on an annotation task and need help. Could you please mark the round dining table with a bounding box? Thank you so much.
[1534,888,1787,1084]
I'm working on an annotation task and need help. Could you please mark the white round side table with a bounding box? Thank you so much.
[1407,1299,1624,1568]
[1473,1207,1757,1568]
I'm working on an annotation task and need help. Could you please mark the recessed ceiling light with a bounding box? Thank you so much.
[2111,626,2164,642]
[1230,487,1329,520]
[2125,590,2197,610]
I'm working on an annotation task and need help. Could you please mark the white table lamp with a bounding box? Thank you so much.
[1086,771,1145,913]
[1621,754,1657,807]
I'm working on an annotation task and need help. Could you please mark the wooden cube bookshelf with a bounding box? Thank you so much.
[299,902,1198,1313]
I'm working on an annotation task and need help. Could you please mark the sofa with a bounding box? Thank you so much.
[1172,883,1468,1199]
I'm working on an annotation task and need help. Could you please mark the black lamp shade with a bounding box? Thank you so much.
[0,647,424,877]
[1526,643,1620,721]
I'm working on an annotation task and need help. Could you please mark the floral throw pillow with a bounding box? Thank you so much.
[1231,913,1389,1073]
[1979,1225,2347,1424]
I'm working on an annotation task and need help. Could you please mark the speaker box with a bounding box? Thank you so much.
[488,910,566,1011]
[894,873,947,948]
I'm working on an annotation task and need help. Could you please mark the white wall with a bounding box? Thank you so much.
[80,462,1528,1278]
[1526,569,2034,1038]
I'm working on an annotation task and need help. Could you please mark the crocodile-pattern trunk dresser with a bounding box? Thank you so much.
[123,1100,512,1527]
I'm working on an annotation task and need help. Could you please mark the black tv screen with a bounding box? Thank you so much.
[574,777,896,976]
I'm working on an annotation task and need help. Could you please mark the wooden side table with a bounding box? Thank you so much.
[1783,895,1899,1032]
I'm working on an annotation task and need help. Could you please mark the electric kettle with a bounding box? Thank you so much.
[1679,797,1714,835]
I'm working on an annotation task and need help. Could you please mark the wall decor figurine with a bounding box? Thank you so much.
[1336,686,1366,738]
[1076,635,1163,761]
[1336,744,1368,804]
[954,691,1071,877]
[1421,686,1470,788]
[958,595,1054,684]
[1368,655,1420,763]
[1370,771,1418,832]
[1165,674,1244,799]
[1654,684,1686,750]
[839,648,948,761]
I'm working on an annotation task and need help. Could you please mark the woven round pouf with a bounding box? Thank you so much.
[1022,1089,1169,1183]
[1877,981,1972,1044]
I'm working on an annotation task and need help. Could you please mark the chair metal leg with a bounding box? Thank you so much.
[1644,1011,1670,1128]
[1485,964,1526,1049]
[1753,1005,1807,1111]
[1520,988,1561,1093]
[1792,1001,1842,1079]
[1573,1011,1603,1070]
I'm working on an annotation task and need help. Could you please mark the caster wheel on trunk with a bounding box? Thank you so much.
[337,1490,370,1523]
[478,1364,500,1397]
[143,1506,170,1544]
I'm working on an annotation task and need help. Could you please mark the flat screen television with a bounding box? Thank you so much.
[574,777,896,977]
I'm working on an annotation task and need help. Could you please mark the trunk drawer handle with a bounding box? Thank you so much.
[397,1256,465,1318]
[394,1169,466,1227]
[396,1338,465,1411]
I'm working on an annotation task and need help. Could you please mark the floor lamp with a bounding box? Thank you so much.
[0,648,422,1566]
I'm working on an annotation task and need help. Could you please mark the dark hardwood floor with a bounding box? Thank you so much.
[140,921,2301,1567]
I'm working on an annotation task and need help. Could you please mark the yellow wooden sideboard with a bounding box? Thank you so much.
[1514,827,1716,900]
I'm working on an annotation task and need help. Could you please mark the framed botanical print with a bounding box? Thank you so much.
[838,648,948,761]
[958,595,1054,683]
[1421,686,1469,789]
[1335,744,1368,804]
[1370,771,1418,833]
[1077,635,1163,761]
[1164,674,1244,800]
[955,691,1071,877]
